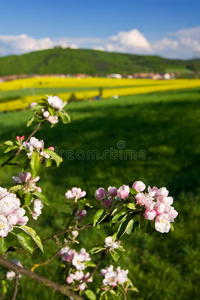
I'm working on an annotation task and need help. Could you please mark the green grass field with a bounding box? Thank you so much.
[0,88,200,299]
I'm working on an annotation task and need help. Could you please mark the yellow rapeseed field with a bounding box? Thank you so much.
[0,77,200,111]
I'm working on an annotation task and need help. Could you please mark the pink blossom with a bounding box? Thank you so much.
[29,102,37,108]
[144,210,157,220]
[43,111,50,118]
[95,188,106,201]
[135,192,148,206]
[155,201,166,215]
[132,181,146,192]
[65,187,86,201]
[107,186,117,197]
[48,146,54,151]
[117,185,130,199]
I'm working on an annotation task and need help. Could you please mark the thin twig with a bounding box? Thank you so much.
[12,275,19,300]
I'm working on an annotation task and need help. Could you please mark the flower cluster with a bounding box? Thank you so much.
[66,271,92,291]
[59,247,91,271]
[0,187,28,237]
[30,95,68,125]
[134,183,178,233]
[22,137,55,161]
[95,181,178,233]
[99,265,129,287]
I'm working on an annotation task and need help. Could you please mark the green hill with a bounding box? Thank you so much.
[0,47,199,76]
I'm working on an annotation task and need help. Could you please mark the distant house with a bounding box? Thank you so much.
[110,74,122,79]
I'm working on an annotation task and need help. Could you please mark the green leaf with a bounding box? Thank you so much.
[126,203,136,210]
[48,106,55,116]
[84,261,96,267]
[111,211,127,224]
[9,185,22,193]
[90,247,105,254]
[4,146,16,153]
[17,233,34,254]
[43,149,63,167]
[110,251,120,262]
[45,158,52,167]
[85,290,97,300]
[58,110,71,124]
[33,191,49,205]
[129,187,138,195]
[170,223,174,232]
[93,209,105,226]
[27,117,35,127]
[18,225,43,252]
[3,140,14,146]
[24,193,33,206]
[30,151,41,177]
[0,238,8,253]
[117,215,133,239]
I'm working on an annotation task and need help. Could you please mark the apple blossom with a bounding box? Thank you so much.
[107,186,118,197]
[100,265,129,287]
[48,115,58,124]
[132,181,146,192]
[65,187,86,201]
[95,188,106,201]
[117,184,130,199]
[104,236,121,250]
[144,210,157,221]
[155,214,171,233]
[29,102,37,108]
[6,260,23,280]
[47,95,66,110]
[43,111,50,118]
[32,199,44,220]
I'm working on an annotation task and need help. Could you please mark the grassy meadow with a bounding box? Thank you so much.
[0,87,200,299]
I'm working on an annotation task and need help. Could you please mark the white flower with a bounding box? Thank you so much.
[0,187,8,199]
[0,214,12,237]
[47,96,66,110]
[104,236,121,250]
[32,199,43,220]
[29,137,44,149]
[48,115,58,124]
[155,214,171,233]
[6,271,16,280]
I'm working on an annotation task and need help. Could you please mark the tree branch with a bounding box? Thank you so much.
[0,256,83,300]
[12,275,19,300]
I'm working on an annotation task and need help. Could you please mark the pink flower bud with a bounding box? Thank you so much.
[132,181,146,192]
[95,188,106,201]
[43,111,50,118]
[66,276,73,284]
[16,136,20,141]
[48,146,54,151]
[21,135,25,141]
[79,209,87,217]
[107,186,117,197]
[103,199,112,208]
[117,185,130,199]
[29,102,37,108]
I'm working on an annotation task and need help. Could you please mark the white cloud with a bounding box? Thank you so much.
[105,29,151,53]
[0,27,200,59]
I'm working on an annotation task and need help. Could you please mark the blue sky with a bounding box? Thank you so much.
[0,0,200,59]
